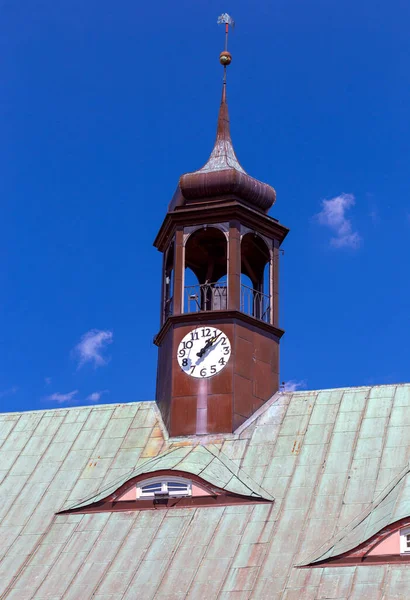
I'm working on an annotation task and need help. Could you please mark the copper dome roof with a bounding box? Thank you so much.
[169,85,277,214]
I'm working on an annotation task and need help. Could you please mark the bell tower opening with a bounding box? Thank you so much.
[184,227,228,313]
[153,15,289,437]
[240,232,271,323]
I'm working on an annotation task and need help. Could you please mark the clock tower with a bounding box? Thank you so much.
[153,16,289,437]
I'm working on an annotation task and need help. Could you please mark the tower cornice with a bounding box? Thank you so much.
[154,310,285,348]
[154,199,289,253]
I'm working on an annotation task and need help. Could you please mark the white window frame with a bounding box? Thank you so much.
[399,526,410,554]
[136,476,192,500]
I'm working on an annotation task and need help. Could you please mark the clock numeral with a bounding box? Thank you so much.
[182,341,193,350]
[211,365,217,374]
[223,346,230,355]
[182,358,188,367]
[178,349,186,357]
[218,357,226,366]
[220,336,227,345]
[201,328,211,338]
[190,366,196,374]
[190,331,199,341]
[200,367,207,377]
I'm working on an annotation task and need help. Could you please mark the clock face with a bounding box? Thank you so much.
[177,326,231,378]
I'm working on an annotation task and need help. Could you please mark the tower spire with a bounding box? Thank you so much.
[169,13,277,214]
[193,13,245,175]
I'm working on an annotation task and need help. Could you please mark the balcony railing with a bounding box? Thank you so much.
[182,282,271,323]
[184,282,227,313]
[240,284,271,323]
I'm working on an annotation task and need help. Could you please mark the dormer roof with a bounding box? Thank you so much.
[61,443,273,512]
[300,462,410,566]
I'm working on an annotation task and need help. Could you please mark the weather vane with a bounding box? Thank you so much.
[217,13,234,81]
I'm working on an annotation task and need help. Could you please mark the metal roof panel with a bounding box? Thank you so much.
[2,386,410,598]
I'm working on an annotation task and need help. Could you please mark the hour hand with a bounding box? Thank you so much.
[196,332,222,358]
[196,338,212,358]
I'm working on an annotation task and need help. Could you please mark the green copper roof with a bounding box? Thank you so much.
[1,384,410,599]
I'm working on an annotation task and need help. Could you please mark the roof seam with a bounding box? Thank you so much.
[287,388,352,576]
[298,386,374,565]
[304,392,410,565]
[4,408,97,597]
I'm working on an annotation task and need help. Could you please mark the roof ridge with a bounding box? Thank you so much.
[3,384,410,416]
[234,391,284,435]
[0,400,156,417]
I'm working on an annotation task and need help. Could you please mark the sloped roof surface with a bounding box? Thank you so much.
[1,384,410,598]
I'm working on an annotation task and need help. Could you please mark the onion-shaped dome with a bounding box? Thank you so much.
[169,85,277,214]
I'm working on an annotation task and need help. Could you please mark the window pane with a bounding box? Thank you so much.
[141,483,162,494]
[167,482,188,489]
[137,478,192,499]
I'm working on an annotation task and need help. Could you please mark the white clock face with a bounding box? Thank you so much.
[177,326,231,378]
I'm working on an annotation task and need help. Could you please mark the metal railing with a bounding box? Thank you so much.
[240,284,271,323]
[181,281,271,323]
[184,282,227,313]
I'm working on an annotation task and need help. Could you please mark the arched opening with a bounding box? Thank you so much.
[184,227,227,313]
[241,233,271,322]
[163,241,174,322]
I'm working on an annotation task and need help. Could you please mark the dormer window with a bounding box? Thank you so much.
[58,455,273,515]
[400,527,410,554]
[136,477,192,500]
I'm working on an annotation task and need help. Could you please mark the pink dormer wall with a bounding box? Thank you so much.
[368,531,400,556]
[192,483,211,497]
[117,488,137,501]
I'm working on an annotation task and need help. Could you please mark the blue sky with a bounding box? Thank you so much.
[1,0,410,412]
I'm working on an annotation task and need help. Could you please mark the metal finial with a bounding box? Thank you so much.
[217,13,234,52]
[217,13,234,83]
[217,13,235,27]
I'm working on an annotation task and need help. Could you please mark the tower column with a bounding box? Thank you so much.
[173,227,184,315]
[228,220,241,311]
[272,240,280,327]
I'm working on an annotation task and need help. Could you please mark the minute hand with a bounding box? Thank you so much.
[196,332,222,358]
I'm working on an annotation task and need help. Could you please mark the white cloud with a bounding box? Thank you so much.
[47,390,79,404]
[44,377,52,386]
[86,390,109,403]
[0,386,18,398]
[316,193,361,249]
[73,329,113,368]
[282,380,307,392]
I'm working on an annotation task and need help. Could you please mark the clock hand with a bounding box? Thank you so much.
[196,332,222,358]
